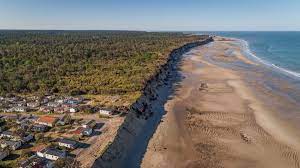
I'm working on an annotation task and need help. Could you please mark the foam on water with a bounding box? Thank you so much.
[236,38,300,79]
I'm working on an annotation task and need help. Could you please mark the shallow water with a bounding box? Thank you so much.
[201,40,300,129]
[193,31,300,79]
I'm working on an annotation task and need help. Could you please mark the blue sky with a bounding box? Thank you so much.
[0,0,299,31]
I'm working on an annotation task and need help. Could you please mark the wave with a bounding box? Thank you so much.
[235,38,300,79]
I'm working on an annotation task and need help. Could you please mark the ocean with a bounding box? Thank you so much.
[194,31,300,80]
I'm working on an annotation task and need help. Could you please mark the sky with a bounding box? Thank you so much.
[0,0,300,31]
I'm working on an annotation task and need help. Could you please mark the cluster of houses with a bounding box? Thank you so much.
[0,94,118,167]
[0,113,101,167]
[0,126,34,161]
[0,94,89,114]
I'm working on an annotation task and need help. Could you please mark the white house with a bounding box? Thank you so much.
[13,106,28,112]
[57,138,77,149]
[47,102,61,108]
[37,147,66,161]
[0,131,14,139]
[99,108,113,116]
[69,107,79,113]
[27,102,41,108]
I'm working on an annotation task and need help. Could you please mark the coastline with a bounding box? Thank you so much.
[141,37,300,168]
[91,37,213,168]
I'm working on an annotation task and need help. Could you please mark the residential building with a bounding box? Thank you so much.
[47,102,60,108]
[1,140,22,150]
[27,102,41,108]
[19,155,54,168]
[40,106,54,113]
[0,131,14,139]
[56,115,71,126]
[37,147,66,161]
[82,127,93,136]
[66,99,79,105]
[53,107,68,113]
[99,108,113,116]
[18,133,34,143]
[0,148,9,161]
[41,98,50,105]
[13,106,28,112]
[32,124,48,132]
[69,107,78,113]
[72,127,93,136]
[82,120,96,129]
[57,138,77,149]
[36,116,58,127]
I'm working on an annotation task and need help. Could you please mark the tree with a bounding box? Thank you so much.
[53,158,81,168]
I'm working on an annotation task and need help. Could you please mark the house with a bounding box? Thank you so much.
[24,115,39,122]
[20,122,31,131]
[56,115,71,126]
[12,106,28,112]
[0,148,10,160]
[37,147,66,161]
[16,116,27,124]
[66,99,79,105]
[40,106,54,113]
[1,140,22,150]
[54,99,65,104]
[0,131,14,139]
[3,115,18,121]
[57,138,77,149]
[41,98,50,105]
[2,108,13,113]
[19,155,53,168]
[82,120,96,129]
[32,124,48,132]
[53,107,68,113]
[47,102,61,108]
[18,133,34,143]
[99,108,113,116]
[36,116,58,127]
[15,101,27,107]
[71,127,92,136]
[82,128,93,136]
[27,102,40,108]
[69,107,78,113]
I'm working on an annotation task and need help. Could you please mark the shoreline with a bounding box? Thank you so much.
[141,37,300,168]
[91,37,214,168]
[218,36,300,79]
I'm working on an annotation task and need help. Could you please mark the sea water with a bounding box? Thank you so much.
[194,31,300,80]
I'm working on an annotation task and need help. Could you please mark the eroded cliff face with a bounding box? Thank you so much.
[92,37,213,168]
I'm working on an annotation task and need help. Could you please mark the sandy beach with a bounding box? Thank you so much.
[141,37,300,168]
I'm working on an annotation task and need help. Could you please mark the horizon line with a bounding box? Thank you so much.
[0,29,300,32]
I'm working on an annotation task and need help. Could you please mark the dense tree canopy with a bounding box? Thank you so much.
[0,31,202,97]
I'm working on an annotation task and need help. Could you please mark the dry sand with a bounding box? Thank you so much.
[141,37,300,168]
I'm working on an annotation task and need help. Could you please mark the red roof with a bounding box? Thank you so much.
[31,144,47,152]
[37,116,57,124]
[71,127,84,135]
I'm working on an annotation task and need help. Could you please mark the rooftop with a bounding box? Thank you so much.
[58,138,77,145]
[37,116,57,124]
[44,148,65,157]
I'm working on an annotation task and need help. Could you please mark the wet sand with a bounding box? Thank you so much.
[141,37,300,168]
